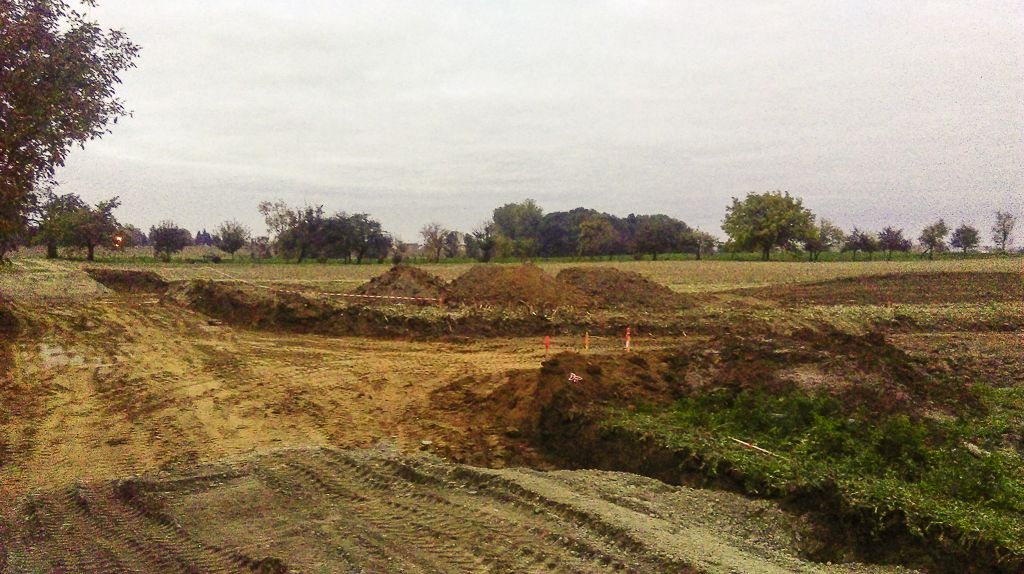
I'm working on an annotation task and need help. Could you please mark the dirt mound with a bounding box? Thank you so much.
[448,264,591,312]
[352,265,448,303]
[167,279,553,338]
[738,271,1024,306]
[556,266,687,310]
[429,324,1002,573]
[85,267,169,293]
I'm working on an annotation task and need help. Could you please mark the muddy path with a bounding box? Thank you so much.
[3,446,908,574]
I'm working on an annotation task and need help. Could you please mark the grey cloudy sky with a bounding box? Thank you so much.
[58,1,1023,241]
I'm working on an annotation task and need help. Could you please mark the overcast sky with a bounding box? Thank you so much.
[57,1,1023,242]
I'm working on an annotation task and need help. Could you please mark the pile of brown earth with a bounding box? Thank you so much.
[447,264,591,313]
[85,267,169,294]
[166,279,553,338]
[737,271,1024,306]
[352,265,448,303]
[556,266,687,310]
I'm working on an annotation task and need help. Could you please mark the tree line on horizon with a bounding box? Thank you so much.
[8,190,1019,264]
[1,3,1020,267]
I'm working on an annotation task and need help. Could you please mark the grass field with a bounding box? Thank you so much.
[8,253,1021,295]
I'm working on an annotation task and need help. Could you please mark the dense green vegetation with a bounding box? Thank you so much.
[608,381,1024,566]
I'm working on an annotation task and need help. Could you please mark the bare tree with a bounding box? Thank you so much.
[992,211,1017,253]
[420,222,449,263]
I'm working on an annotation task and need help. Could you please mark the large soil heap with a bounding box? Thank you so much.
[85,267,169,293]
[448,264,591,312]
[352,265,448,303]
[556,266,686,310]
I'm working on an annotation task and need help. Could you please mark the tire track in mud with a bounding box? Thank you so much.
[5,447,903,574]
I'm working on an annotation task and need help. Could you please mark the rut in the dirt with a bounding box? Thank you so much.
[3,447,903,574]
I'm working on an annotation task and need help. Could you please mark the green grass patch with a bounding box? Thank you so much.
[608,383,1024,564]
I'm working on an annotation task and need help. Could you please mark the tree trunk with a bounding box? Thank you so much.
[46,241,58,259]
[696,248,702,261]
[87,244,96,261]
[762,246,770,261]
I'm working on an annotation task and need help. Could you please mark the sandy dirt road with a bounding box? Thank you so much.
[4,446,908,574]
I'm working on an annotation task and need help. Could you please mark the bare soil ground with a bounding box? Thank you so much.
[4,446,907,574]
[735,271,1023,306]
[4,257,1017,573]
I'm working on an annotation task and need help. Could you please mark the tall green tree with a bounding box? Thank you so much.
[950,223,980,254]
[679,230,718,261]
[214,220,251,258]
[34,192,86,258]
[492,199,543,258]
[631,214,689,260]
[66,197,120,261]
[465,222,498,262]
[803,219,845,261]
[577,216,619,258]
[258,202,325,263]
[721,191,815,260]
[149,221,192,261]
[1,0,139,260]
[919,219,949,260]
[878,226,911,260]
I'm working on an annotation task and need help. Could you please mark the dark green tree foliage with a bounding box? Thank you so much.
[66,197,120,261]
[0,0,138,260]
[679,230,718,260]
[950,223,980,253]
[149,221,192,261]
[842,227,865,260]
[442,230,461,259]
[721,191,815,260]
[465,222,497,262]
[803,219,844,261]
[576,216,619,258]
[118,224,147,247]
[919,219,949,260]
[878,226,911,260]
[259,201,392,264]
[344,213,389,264]
[194,229,215,246]
[213,220,250,257]
[34,191,86,258]
[276,205,325,263]
[631,214,690,260]
[858,231,880,260]
[538,208,605,257]
[492,199,543,258]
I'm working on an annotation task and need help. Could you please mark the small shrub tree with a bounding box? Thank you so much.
[950,223,980,253]
[878,226,911,260]
[214,221,251,258]
[919,219,949,260]
[149,221,192,261]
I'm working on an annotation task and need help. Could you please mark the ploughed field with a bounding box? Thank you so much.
[1,257,1021,573]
